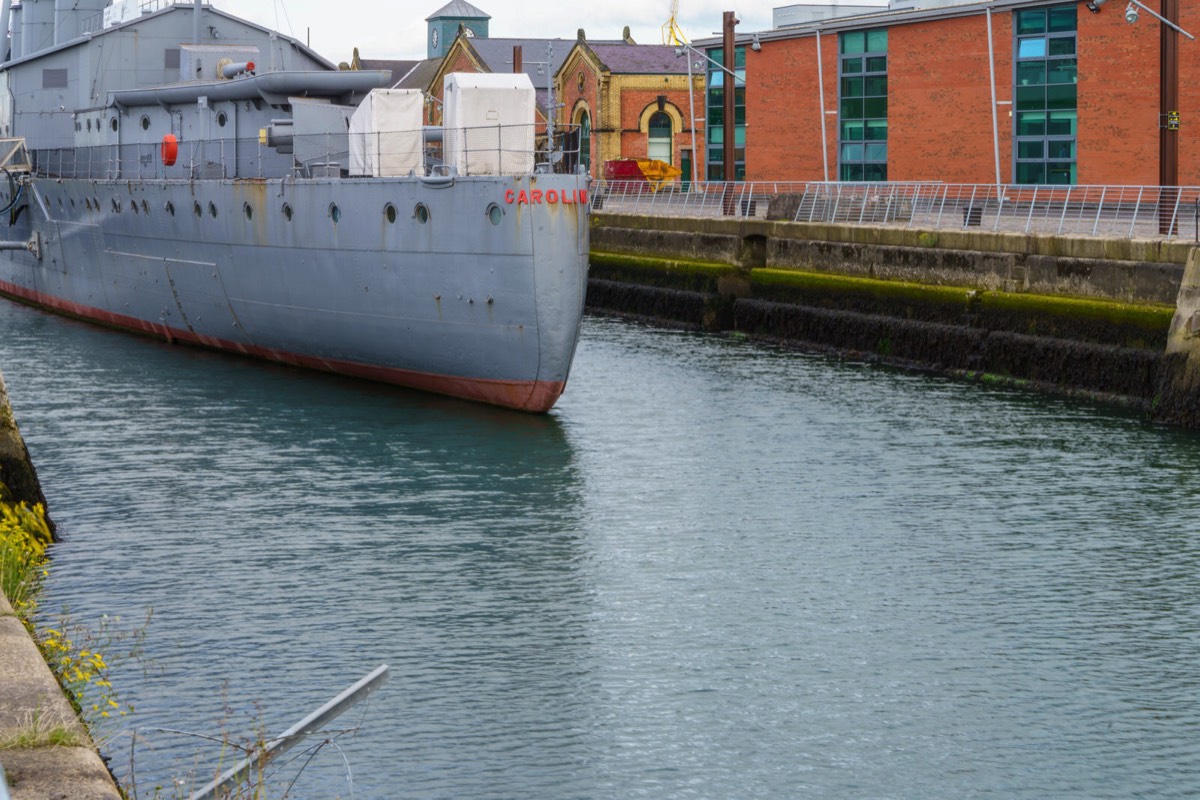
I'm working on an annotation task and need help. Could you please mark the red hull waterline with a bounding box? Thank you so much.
[0,281,567,413]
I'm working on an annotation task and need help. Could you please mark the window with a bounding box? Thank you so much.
[838,28,887,182]
[705,45,746,180]
[165,49,181,70]
[648,111,672,165]
[1013,5,1077,184]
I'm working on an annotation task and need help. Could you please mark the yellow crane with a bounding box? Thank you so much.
[661,0,688,45]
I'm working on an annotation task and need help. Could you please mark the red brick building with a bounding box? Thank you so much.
[702,0,1199,185]
[557,39,702,179]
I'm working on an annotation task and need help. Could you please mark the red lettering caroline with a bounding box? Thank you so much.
[504,189,589,205]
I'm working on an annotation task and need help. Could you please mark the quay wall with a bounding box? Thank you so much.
[0,373,121,800]
[588,214,1200,426]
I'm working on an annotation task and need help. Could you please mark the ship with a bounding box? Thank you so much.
[0,0,590,412]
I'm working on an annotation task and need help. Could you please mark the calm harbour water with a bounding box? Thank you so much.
[2,297,1200,799]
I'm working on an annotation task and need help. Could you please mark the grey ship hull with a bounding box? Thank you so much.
[0,172,590,412]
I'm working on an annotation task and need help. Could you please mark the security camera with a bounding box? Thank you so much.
[1125,2,1139,23]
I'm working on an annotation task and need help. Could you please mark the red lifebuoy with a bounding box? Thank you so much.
[161,134,178,166]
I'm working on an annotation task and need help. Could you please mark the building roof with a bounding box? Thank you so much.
[394,57,444,90]
[426,1,491,22]
[357,58,419,86]
[587,43,690,75]
[464,36,628,83]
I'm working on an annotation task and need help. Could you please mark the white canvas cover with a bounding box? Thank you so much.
[348,89,424,177]
[442,72,535,176]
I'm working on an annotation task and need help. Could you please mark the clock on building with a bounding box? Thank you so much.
[464,27,475,37]
[431,28,439,50]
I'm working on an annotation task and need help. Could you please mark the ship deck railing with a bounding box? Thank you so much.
[590,179,1200,242]
[27,123,583,182]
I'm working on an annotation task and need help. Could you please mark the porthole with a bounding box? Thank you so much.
[84,197,92,210]
[111,198,121,213]
[141,115,150,131]
[131,201,138,214]
[487,203,503,225]
[86,119,91,132]
[414,203,429,224]
[110,118,118,132]
[243,202,253,220]
[141,199,149,214]
[384,203,397,224]
[93,197,100,210]
[165,200,175,216]
[208,201,218,218]
[194,201,202,217]
[282,202,293,221]
[329,203,340,223]
[217,111,227,128]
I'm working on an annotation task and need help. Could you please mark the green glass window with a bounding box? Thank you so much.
[706,45,746,180]
[838,28,888,182]
[1014,4,1076,184]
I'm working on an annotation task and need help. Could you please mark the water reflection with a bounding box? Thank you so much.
[3,301,1200,798]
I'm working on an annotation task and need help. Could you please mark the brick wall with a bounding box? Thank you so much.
[1177,1,1200,186]
[1076,7,1159,185]
[744,5,1192,187]
[745,34,836,180]
[889,14,1005,183]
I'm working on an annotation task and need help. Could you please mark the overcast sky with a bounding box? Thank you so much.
[232,1,779,63]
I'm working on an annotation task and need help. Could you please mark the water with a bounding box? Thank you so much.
[2,297,1200,799]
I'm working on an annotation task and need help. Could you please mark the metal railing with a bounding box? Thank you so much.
[28,124,581,182]
[589,179,1200,241]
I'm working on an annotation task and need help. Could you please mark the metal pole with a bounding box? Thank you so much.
[722,11,737,182]
[986,8,1001,187]
[1159,0,1179,234]
[686,50,697,186]
[816,30,829,182]
[189,665,390,800]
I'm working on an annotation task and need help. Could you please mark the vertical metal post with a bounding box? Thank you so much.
[1024,186,1038,233]
[721,11,738,215]
[1159,0,1179,234]
[1129,186,1144,238]
[816,30,829,182]
[722,11,737,182]
[986,9,1002,187]
[1092,185,1106,235]
[685,48,697,187]
[1057,185,1071,234]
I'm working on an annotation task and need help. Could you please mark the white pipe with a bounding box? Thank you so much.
[686,51,697,185]
[986,8,1001,186]
[816,29,828,182]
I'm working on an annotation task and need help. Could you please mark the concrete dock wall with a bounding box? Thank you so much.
[588,213,1200,423]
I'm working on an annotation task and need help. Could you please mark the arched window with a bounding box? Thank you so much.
[648,111,672,165]
[579,110,591,173]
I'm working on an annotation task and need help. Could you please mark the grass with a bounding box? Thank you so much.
[0,708,85,751]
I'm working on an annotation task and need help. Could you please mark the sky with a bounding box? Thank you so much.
[232,0,779,63]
